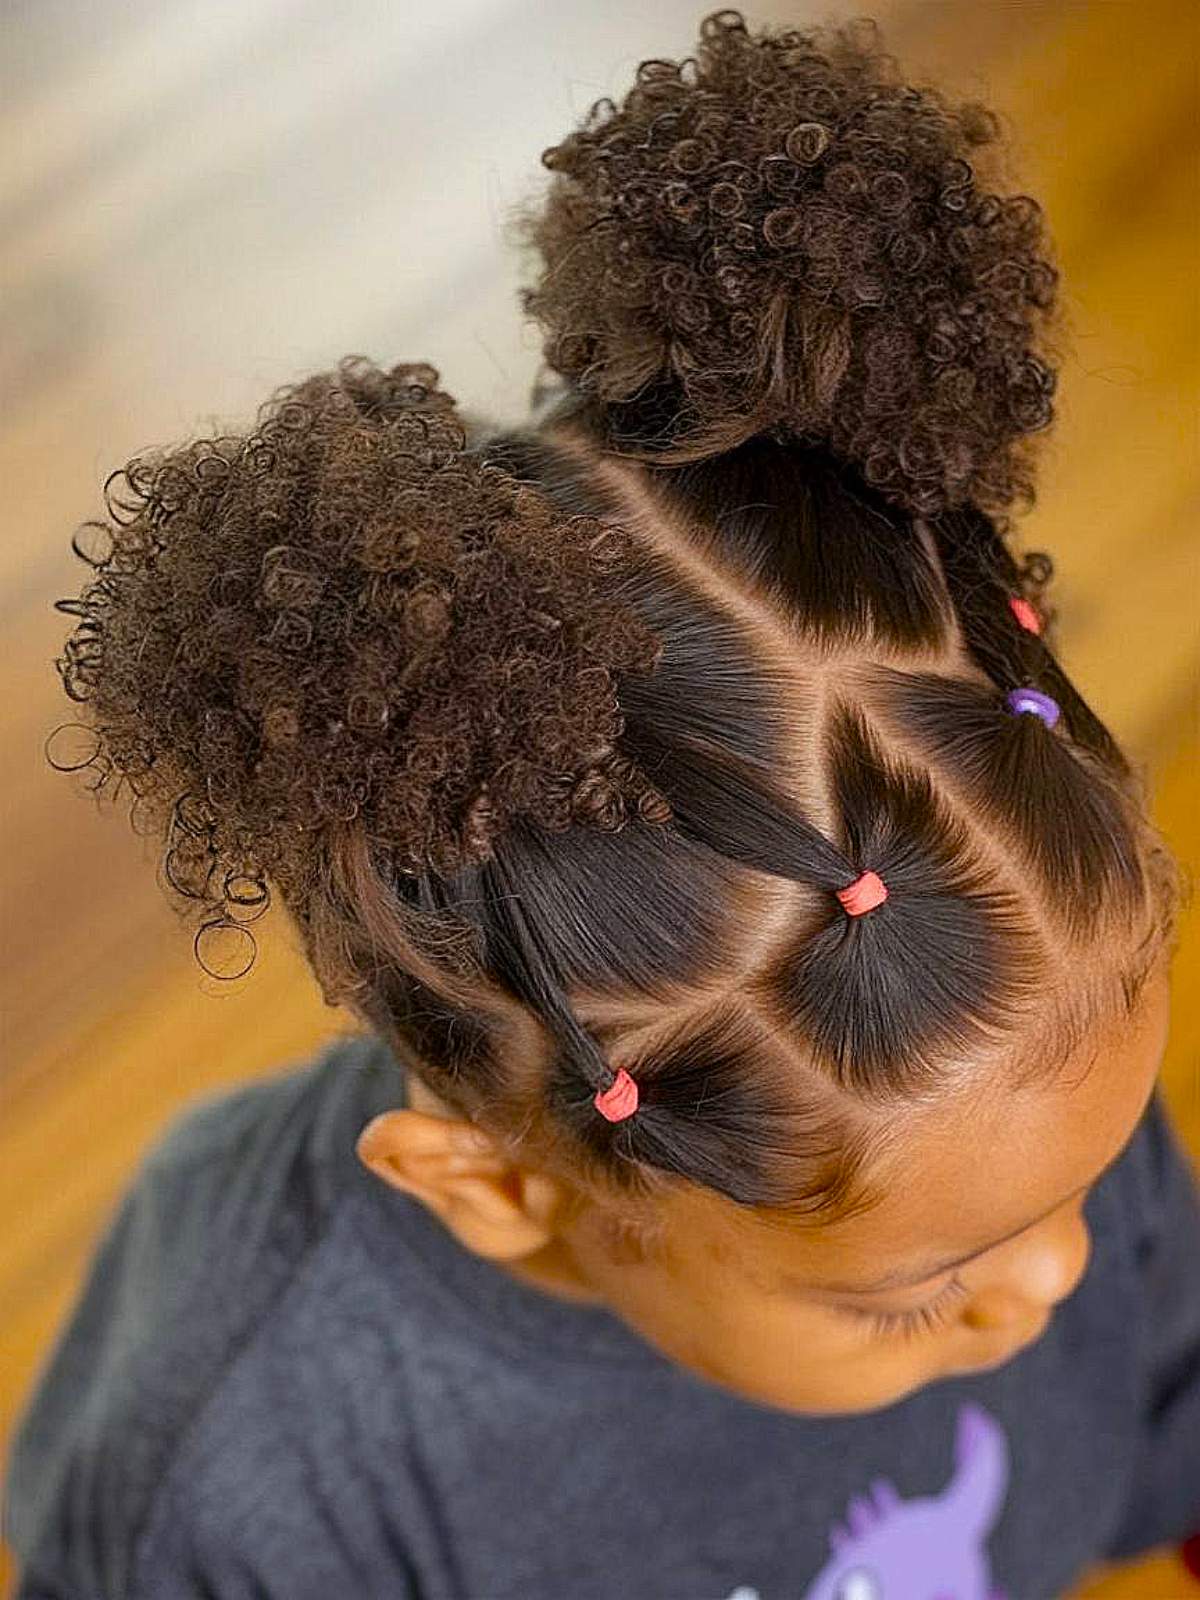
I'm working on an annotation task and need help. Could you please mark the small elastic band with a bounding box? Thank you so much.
[594,1066,639,1122]
[835,870,888,917]
[1004,687,1060,728]
[1008,595,1042,635]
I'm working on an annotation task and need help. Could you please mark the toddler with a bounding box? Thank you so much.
[6,12,1199,1598]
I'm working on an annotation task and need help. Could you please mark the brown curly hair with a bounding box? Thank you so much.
[48,12,1178,1229]
[510,10,1064,527]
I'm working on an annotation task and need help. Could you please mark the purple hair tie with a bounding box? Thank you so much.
[1005,687,1060,728]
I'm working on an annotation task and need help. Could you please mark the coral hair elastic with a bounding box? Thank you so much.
[836,870,888,917]
[1008,595,1042,635]
[594,1066,639,1122]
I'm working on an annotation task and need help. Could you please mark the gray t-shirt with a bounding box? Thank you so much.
[4,1030,1199,1600]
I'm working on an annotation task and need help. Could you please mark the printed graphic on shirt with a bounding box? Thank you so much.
[724,1402,1011,1600]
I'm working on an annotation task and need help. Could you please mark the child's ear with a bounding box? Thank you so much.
[355,1109,567,1263]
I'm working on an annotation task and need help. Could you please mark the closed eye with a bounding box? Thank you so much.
[829,1273,970,1342]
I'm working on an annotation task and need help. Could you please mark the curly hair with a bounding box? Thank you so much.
[47,12,1178,1229]
[510,10,1065,528]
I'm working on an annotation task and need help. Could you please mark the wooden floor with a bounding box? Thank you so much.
[1,2,1196,1595]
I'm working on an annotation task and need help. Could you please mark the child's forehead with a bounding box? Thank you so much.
[678,967,1171,1293]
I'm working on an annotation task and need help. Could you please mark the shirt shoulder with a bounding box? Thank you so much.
[1098,1084,1200,1559]
[4,1030,406,1600]
[1098,1083,1200,1265]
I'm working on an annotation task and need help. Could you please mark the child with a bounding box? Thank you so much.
[6,11,1198,1598]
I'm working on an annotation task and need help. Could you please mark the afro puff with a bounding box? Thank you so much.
[511,10,1068,524]
[47,358,674,978]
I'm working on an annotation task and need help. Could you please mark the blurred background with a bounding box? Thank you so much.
[1,1,1196,1594]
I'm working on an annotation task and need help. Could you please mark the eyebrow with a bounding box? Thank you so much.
[805,1153,1123,1298]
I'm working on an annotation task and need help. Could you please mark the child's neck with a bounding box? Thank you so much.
[491,1237,604,1308]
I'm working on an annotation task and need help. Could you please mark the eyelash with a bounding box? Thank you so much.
[833,1274,970,1342]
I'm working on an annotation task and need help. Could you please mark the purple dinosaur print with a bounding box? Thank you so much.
[797,1402,1011,1600]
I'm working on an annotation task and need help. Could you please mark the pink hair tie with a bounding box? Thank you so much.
[836,870,888,917]
[594,1066,639,1122]
[1008,595,1042,635]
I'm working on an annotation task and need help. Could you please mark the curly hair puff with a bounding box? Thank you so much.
[47,357,675,984]
[511,9,1067,527]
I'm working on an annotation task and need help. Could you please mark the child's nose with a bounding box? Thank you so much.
[960,1206,1092,1331]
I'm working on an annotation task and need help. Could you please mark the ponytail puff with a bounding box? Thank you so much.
[513,10,1068,523]
[46,356,679,980]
